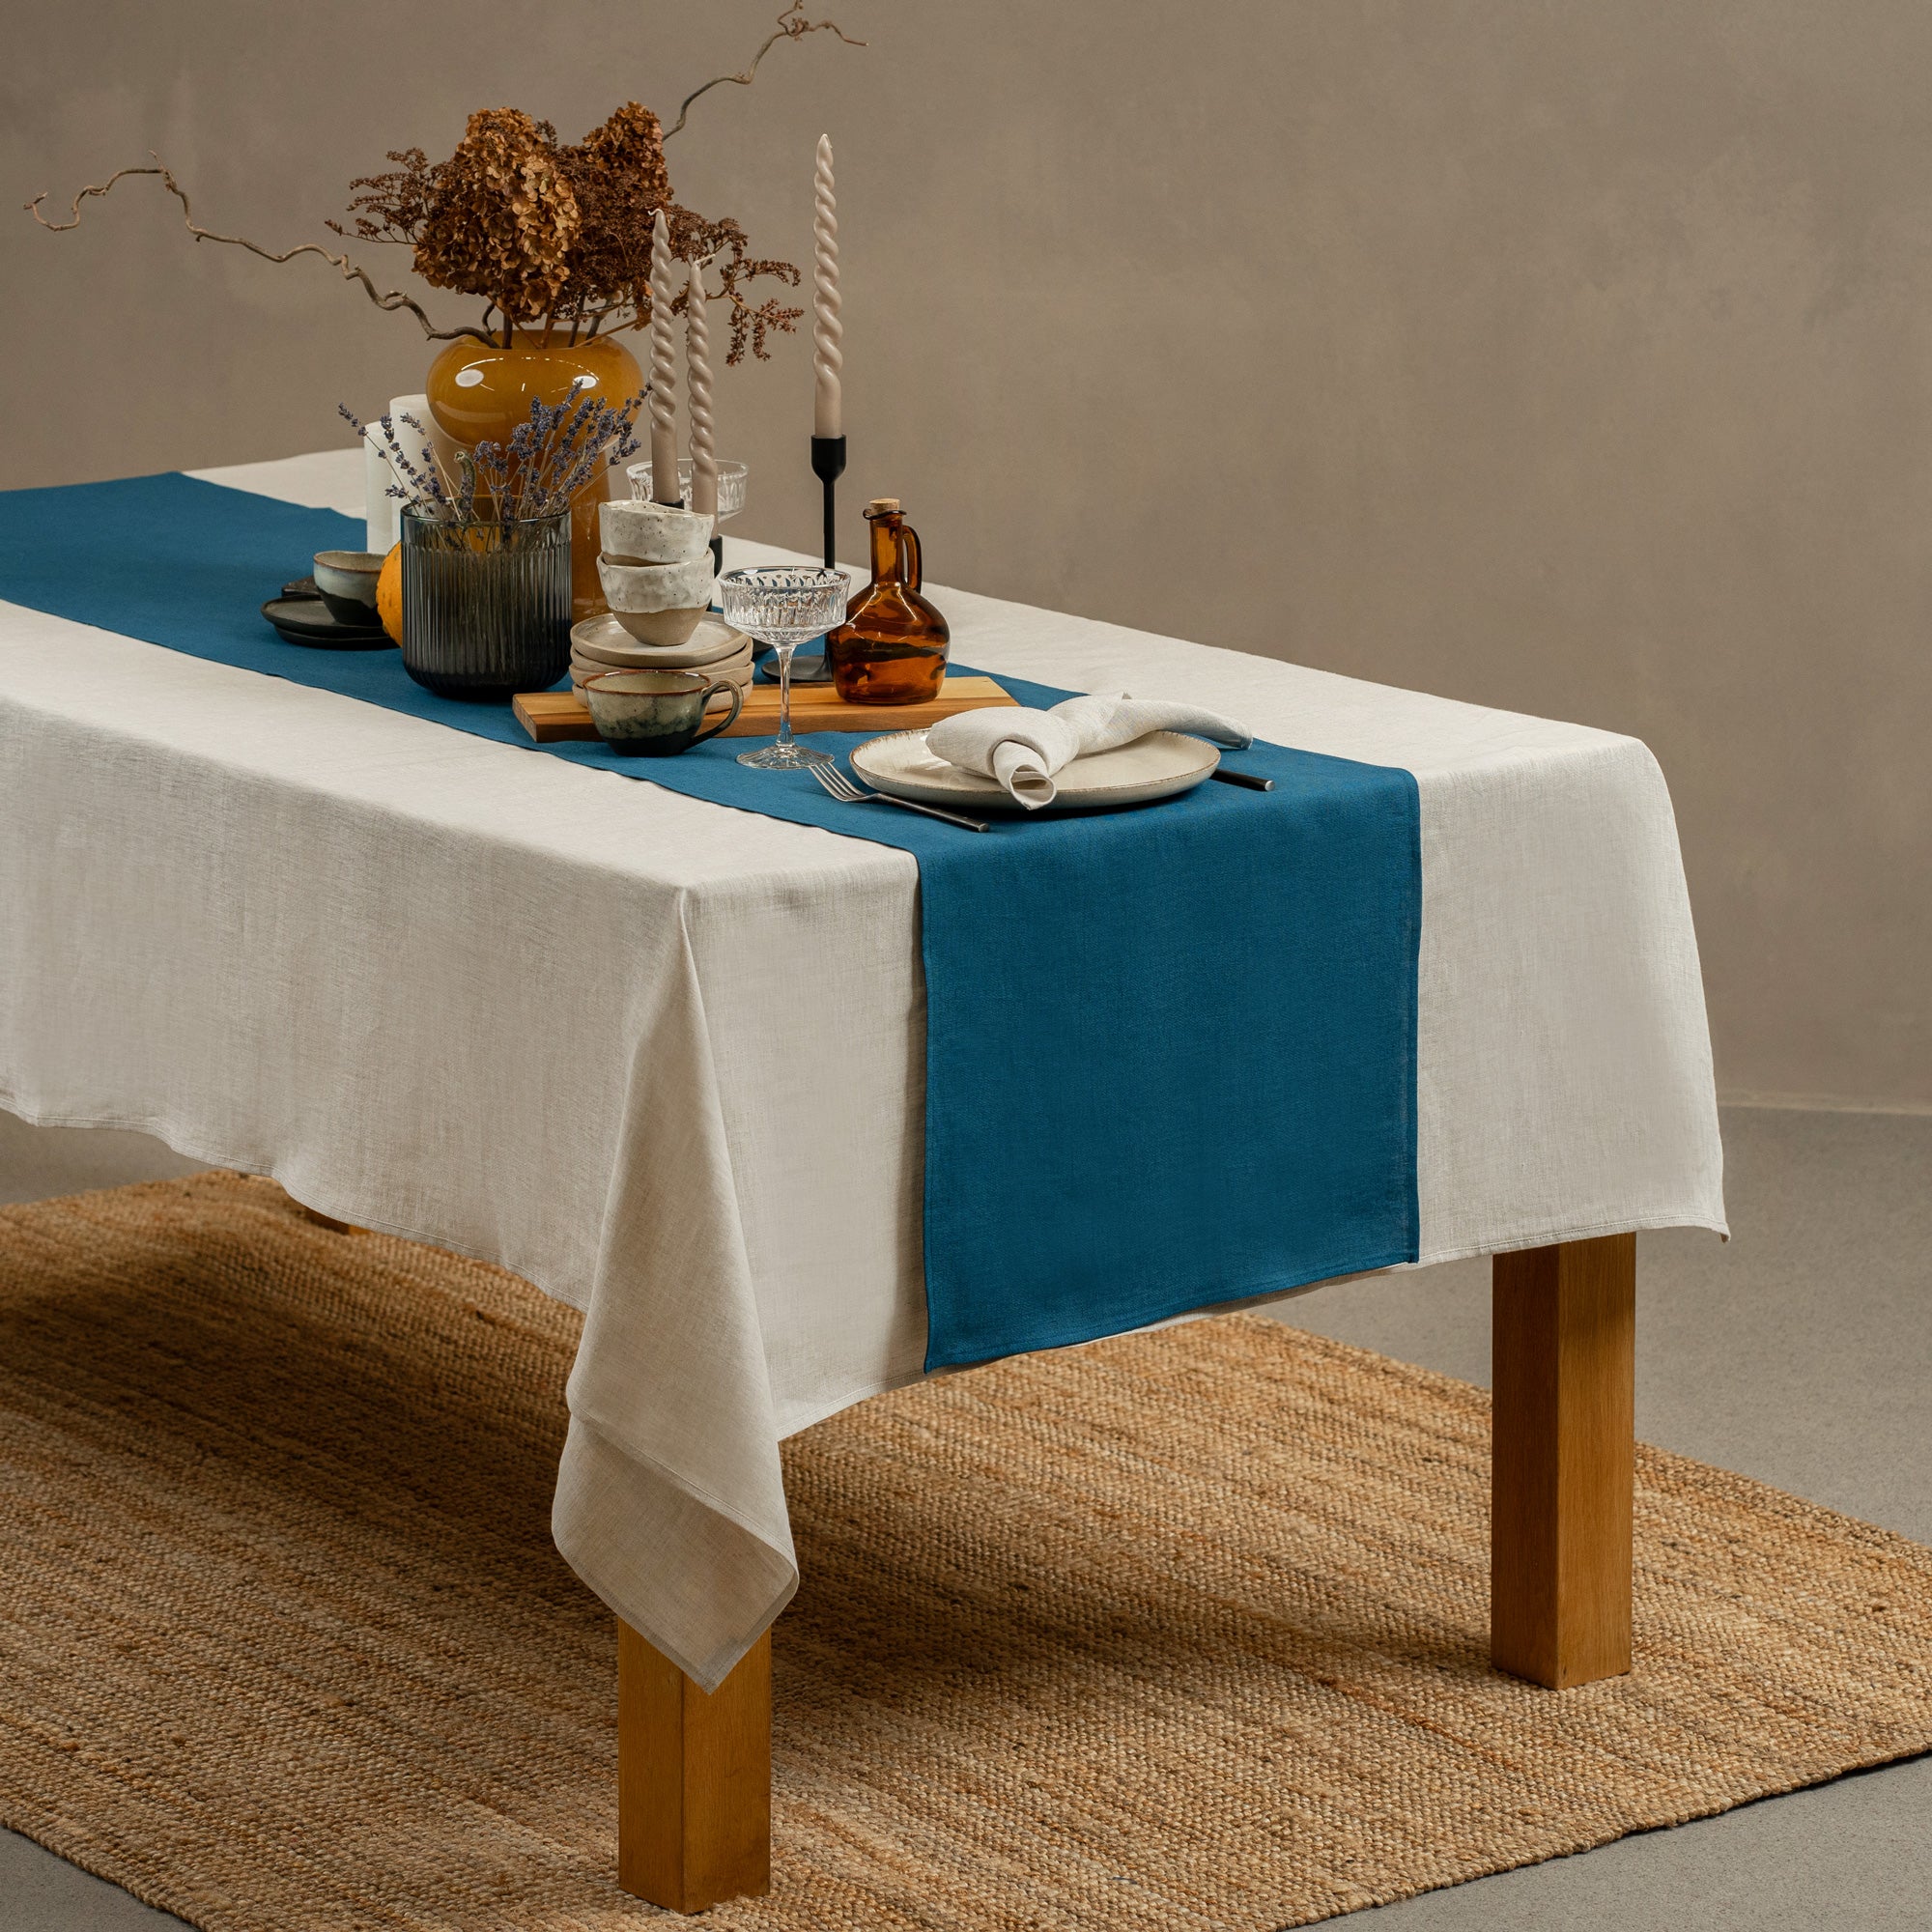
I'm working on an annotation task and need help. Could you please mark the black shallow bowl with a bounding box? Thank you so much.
[261,596,396,652]
[317,586,383,626]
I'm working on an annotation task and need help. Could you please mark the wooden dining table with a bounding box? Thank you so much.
[0,448,1726,1911]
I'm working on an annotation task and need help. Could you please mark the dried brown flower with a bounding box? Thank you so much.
[436,110,578,320]
[337,99,801,356]
[675,213,803,364]
[32,4,860,357]
[554,102,672,326]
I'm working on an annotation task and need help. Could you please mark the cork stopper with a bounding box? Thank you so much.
[865,497,901,518]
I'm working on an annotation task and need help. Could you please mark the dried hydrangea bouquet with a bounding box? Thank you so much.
[30,3,862,614]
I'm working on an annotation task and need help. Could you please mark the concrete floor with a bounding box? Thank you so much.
[0,1105,1926,1929]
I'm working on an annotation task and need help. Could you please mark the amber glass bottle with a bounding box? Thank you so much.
[826,498,952,704]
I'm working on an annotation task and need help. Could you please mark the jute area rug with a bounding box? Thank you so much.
[3,1175,1929,1931]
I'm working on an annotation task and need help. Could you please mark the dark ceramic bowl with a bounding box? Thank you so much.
[312,550,387,627]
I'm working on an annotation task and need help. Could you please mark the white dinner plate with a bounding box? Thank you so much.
[849,729,1222,814]
[570,612,748,670]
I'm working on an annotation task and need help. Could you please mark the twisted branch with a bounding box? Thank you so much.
[24,159,497,345]
[26,3,863,351]
[662,0,865,141]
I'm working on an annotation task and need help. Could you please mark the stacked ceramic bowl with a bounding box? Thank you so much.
[597,499,718,646]
[578,498,750,705]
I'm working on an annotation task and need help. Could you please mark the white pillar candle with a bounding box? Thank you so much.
[648,210,681,503]
[686,259,718,519]
[812,134,842,440]
[362,430,398,554]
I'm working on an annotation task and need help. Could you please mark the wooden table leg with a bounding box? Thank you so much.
[1491,1233,1635,1689]
[617,1621,772,1913]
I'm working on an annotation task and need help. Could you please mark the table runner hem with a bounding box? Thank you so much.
[923,1243,1421,1371]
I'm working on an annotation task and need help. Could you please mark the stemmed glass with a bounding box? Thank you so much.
[719,566,848,770]
[626,459,750,525]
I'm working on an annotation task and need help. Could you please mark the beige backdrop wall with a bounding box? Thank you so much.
[4,0,1926,1106]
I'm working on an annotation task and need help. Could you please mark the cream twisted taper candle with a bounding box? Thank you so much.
[811,133,842,440]
[685,259,718,519]
[647,209,680,503]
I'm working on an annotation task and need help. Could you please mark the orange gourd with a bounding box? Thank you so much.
[376,546,404,644]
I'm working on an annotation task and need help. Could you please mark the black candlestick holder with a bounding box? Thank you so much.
[777,434,847,686]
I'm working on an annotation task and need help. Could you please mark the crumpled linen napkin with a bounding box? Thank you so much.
[924,693,1253,809]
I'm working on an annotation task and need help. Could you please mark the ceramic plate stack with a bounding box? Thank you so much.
[569,613,754,705]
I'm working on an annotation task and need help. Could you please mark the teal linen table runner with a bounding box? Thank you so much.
[0,472,1422,1367]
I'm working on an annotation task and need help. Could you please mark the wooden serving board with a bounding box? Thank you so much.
[514,674,1018,744]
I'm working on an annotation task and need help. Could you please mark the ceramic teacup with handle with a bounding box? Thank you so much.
[582,668,743,757]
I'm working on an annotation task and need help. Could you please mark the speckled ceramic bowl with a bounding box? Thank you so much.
[599,498,715,565]
[596,553,718,646]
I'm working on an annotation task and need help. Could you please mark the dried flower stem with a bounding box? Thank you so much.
[25,158,498,345]
[662,0,866,141]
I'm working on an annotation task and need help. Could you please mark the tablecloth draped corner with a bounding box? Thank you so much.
[556,897,798,1686]
[553,1413,797,1693]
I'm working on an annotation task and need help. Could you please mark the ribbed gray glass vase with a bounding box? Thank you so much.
[399,509,572,702]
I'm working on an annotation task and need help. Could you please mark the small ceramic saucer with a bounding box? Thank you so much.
[572,637,750,677]
[570,611,749,671]
[261,596,395,651]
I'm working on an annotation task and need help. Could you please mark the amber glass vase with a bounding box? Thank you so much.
[826,498,951,704]
[425,330,643,623]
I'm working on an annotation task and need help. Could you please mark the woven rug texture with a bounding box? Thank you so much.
[1,1172,1928,1930]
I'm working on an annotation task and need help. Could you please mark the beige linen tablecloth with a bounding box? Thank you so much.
[0,451,1724,1688]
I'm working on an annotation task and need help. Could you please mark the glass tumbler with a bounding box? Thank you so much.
[400,508,573,702]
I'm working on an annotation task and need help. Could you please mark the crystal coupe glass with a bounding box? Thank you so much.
[719,566,849,770]
[626,459,749,524]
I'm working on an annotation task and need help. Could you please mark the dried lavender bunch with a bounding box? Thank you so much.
[340,391,641,529]
[467,388,644,521]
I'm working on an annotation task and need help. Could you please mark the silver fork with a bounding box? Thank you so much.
[808,759,994,833]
